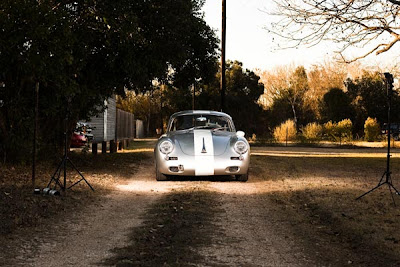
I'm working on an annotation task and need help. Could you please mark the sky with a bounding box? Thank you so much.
[201,0,400,72]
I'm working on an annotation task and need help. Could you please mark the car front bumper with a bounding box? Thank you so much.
[155,150,250,176]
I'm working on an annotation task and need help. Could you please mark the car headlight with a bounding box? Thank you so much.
[234,140,248,154]
[159,140,174,154]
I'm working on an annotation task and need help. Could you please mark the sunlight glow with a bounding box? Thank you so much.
[119,148,154,153]
[251,151,398,158]
[116,181,185,193]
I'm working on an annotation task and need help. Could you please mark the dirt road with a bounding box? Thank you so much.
[4,148,399,266]
[2,153,316,267]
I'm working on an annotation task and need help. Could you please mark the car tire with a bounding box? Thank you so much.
[236,171,248,182]
[156,165,168,181]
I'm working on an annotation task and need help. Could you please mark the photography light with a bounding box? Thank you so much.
[356,72,400,205]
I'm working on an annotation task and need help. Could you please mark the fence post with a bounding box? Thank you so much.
[110,140,116,153]
[92,143,98,155]
[102,141,107,153]
[286,127,288,147]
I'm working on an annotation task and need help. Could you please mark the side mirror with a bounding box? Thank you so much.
[236,131,245,137]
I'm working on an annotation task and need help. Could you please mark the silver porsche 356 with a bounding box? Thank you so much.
[154,110,250,181]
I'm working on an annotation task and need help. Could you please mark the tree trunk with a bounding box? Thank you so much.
[291,103,297,126]
[146,114,150,137]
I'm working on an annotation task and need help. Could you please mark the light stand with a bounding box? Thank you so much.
[356,72,400,205]
[46,107,94,193]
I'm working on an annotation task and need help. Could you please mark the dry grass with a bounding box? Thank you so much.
[250,150,400,264]
[0,141,154,236]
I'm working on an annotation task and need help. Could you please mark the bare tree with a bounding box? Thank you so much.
[257,65,294,109]
[268,0,400,62]
[258,65,309,125]
[306,60,347,118]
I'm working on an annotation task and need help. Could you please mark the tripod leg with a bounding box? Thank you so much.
[356,171,387,200]
[389,183,400,195]
[47,159,64,188]
[388,183,396,206]
[55,162,65,189]
[386,174,400,193]
[379,171,386,184]
[356,182,386,200]
[67,157,95,191]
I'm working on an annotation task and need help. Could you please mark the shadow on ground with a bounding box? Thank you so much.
[101,189,223,266]
[265,186,400,266]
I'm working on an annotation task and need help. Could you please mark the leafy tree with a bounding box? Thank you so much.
[345,71,400,135]
[268,95,293,129]
[269,0,400,62]
[116,89,163,136]
[218,61,265,135]
[320,88,354,123]
[0,0,219,160]
[196,61,266,135]
[306,62,347,119]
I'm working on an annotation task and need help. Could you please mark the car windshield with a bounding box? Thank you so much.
[169,114,234,132]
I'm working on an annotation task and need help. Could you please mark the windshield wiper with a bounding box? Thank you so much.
[212,127,227,132]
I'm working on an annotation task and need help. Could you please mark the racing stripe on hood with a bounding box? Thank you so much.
[194,130,214,175]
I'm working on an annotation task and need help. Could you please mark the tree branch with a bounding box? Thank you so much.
[388,0,400,6]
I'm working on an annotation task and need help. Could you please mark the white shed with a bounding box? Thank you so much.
[88,96,116,143]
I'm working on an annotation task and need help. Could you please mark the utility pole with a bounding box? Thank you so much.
[220,0,226,112]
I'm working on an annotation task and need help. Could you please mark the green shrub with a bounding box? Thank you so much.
[364,117,380,142]
[273,119,297,142]
[302,122,323,142]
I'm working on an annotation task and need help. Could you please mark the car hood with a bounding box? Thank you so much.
[167,129,237,156]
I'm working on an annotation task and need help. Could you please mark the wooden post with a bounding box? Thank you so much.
[110,140,116,153]
[102,141,107,153]
[92,143,98,155]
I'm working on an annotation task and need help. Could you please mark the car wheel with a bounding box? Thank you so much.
[235,171,248,182]
[156,165,168,181]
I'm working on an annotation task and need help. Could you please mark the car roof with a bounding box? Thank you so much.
[170,110,232,119]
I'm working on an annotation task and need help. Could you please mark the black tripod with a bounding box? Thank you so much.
[356,72,399,205]
[47,116,94,193]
